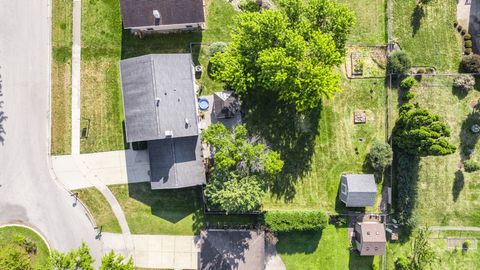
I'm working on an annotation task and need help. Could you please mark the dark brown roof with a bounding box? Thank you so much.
[355,222,386,256]
[120,0,205,28]
[213,91,240,118]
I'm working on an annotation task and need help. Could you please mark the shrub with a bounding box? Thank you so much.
[208,42,228,57]
[368,141,393,173]
[465,48,472,55]
[403,92,415,101]
[453,74,475,92]
[465,40,473,48]
[14,235,37,255]
[461,29,467,35]
[458,25,463,31]
[464,33,472,40]
[454,20,459,27]
[395,256,410,270]
[416,68,425,74]
[426,67,435,74]
[400,77,417,89]
[389,51,412,74]
[463,240,473,250]
[464,160,480,172]
[239,0,261,12]
[264,210,329,232]
[461,54,480,73]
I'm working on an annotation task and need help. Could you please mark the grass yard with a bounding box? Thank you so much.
[398,76,480,226]
[393,0,461,72]
[109,183,204,235]
[51,0,72,154]
[0,225,50,269]
[262,75,387,212]
[75,187,122,233]
[339,0,387,45]
[386,230,480,269]
[277,225,380,270]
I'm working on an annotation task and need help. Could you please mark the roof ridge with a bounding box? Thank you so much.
[150,55,161,137]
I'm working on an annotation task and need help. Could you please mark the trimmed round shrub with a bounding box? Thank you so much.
[462,29,467,35]
[403,91,416,101]
[426,67,435,74]
[416,68,425,74]
[453,74,475,92]
[465,40,473,48]
[400,77,417,89]
[395,256,410,270]
[463,240,473,250]
[264,210,329,232]
[454,20,459,27]
[461,54,480,72]
[368,141,393,173]
[464,160,480,172]
[458,25,463,31]
[389,51,412,74]
[208,42,228,57]
[465,48,473,55]
[464,33,472,40]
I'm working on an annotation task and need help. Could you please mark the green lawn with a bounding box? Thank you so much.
[109,183,204,235]
[262,75,387,212]
[393,0,461,72]
[277,225,380,270]
[75,187,122,233]
[387,230,480,269]
[399,76,480,226]
[51,0,72,154]
[339,0,387,45]
[0,226,50,269]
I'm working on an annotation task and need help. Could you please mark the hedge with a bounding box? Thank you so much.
[263,210,329,232]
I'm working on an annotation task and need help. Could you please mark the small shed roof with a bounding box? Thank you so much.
[120,0,205,29]
[120,54,198,142]
[200,230,265,270]
[345,174,376,192]
[213,91,239,118]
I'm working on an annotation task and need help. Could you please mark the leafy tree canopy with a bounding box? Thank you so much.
[210,0,355,112]
[0,245,32,270]
[203,123,283,213]
[368,141,393,173]
[393,104,456,156]
[100,251,134,270]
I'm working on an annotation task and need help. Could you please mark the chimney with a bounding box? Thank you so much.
[153,10,161,26]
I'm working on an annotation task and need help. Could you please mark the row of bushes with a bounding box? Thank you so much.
[394,151,419,230]
[263,210,329,232]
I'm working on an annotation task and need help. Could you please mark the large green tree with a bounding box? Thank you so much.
[203,123,283,213]
[393,104,456,156]
[210,0,354,112]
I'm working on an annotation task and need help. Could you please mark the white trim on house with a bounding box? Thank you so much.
[128,22,205,32]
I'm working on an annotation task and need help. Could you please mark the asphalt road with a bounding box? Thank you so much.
[0,0,102,259]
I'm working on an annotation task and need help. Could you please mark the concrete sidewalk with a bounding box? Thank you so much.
[52,149,150,190]
[71,0,81,155]
[102,233,200,270]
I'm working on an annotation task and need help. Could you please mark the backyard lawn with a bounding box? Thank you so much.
[398,76,480,226]
[393,0,461,72]
[262,75,387,212]
[75,187,122,233]
[51,0,72,154]
[0,225,50,268]
[339,0,386,45]
[109,183,204,235]
[277,225,380,270]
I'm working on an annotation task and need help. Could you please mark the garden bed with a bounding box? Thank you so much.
[345,46,387,78]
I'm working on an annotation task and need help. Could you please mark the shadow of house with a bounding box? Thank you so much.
[468,0,480,54]
[199,230,265,270]
[243,91,321,201]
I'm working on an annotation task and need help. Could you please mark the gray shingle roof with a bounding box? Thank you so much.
[346,174,377,192]
[120,54,198,143]
[340,174,377,207]
[148,136,206,189]
[120,0,205,29]
[200,230,265,270]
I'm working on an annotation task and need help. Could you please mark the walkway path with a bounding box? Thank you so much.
[427,226,480,231]
[71,0,81,155]
[52,149,150,190]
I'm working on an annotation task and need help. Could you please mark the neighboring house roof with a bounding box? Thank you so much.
[213,91,240,119]
[120,0,205,29]
[355,222,386,256]
[120,54,198,142]
[200,230,265,270]
[147,137,206,189]
[340,174,377,207]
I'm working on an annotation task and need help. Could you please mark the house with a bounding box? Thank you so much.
[354,221,386,256]
[339,174,377,207]
[120,54,206,189]
[120,0,205,33]
[199,230,265,270]
[213,91,240,119]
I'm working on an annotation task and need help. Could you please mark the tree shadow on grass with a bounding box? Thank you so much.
[126,183,205,234]
[349,251,374,270]
[452,170,465,202]
[242,91,321,201]
[459,111,480,161]
[411,4,425,37]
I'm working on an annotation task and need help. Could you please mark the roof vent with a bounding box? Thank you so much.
[185,118,189,125]
[165,130,173,137]
[153,10,161,26]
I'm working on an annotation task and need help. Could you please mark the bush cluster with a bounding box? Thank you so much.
[464,33,472,40]
[400,77,416,89]
[465,48,472,55]
[461,54,480,73]
[416,68,425,74]
[395,151,419,230]
[389,51,412,74]
[465,40,473,48]
[402,92,415,101]
[368,141,393,173]
[453,74,475,92]
[208,42,228,57]
[263,210,329,232]
[464,160,480,172]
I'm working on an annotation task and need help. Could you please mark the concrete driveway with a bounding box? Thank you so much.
[0,0,101,260]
